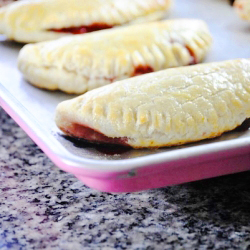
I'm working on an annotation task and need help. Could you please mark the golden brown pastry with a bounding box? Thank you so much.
[18,19,212,94]
[0,0,171,43]
[234,0,250,20]
[55,59,250,149]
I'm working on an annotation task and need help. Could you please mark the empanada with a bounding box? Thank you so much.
[18,19,212,94]
[0,0,171,43]
[55,59,250,149]
[234,0,250,20]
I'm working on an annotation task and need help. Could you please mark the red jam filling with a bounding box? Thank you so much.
[185,45,197,65]
[50,23,113,34]
[132,65,154,77]
[62,123,129,146]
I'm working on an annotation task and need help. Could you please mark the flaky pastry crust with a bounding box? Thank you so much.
[55,59,250,148]
[18,19,212,94]
[0,0,171,42]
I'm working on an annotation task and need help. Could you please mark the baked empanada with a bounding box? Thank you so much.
[18,19,212,94]
[234,0,250,20]
[55,59,250,149]
[0,0,171,43]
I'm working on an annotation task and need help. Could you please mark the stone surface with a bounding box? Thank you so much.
[0,107,250,250]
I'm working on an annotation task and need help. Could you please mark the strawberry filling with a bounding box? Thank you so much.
[50,23,113,34]
[131,48,196,79]
[185,45,198,65]
[132,65,154,77]
[61,123,129,146]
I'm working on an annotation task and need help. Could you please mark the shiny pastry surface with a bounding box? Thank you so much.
[18,19,212,94]
[55,59,250,148]
[0,0,171,42]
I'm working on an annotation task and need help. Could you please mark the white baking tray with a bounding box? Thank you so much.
[1,0,250,192]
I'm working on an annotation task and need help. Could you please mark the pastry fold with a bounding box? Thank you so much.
[234,0,250,20]
[18,19,212,94]
[0,0,171,43]
[55,59,250,149]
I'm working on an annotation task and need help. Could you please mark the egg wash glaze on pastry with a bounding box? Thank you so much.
[18,19,212,94]
[0,0,172,42]
[55,59,250,149]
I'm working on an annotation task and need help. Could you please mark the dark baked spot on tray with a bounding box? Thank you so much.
[61,134,131,155]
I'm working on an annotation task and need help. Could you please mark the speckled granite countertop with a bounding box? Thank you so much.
[0,107,250,250]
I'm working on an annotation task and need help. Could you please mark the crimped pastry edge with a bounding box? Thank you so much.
[0,9,168,43]
[18,19,212,94]
[55,59,250,148]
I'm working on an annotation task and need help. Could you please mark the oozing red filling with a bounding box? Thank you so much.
[185,45,197,65]
[50,23,113,34]
[132,65,154,77]
[61,123,129,146]
[131,52,196,78]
